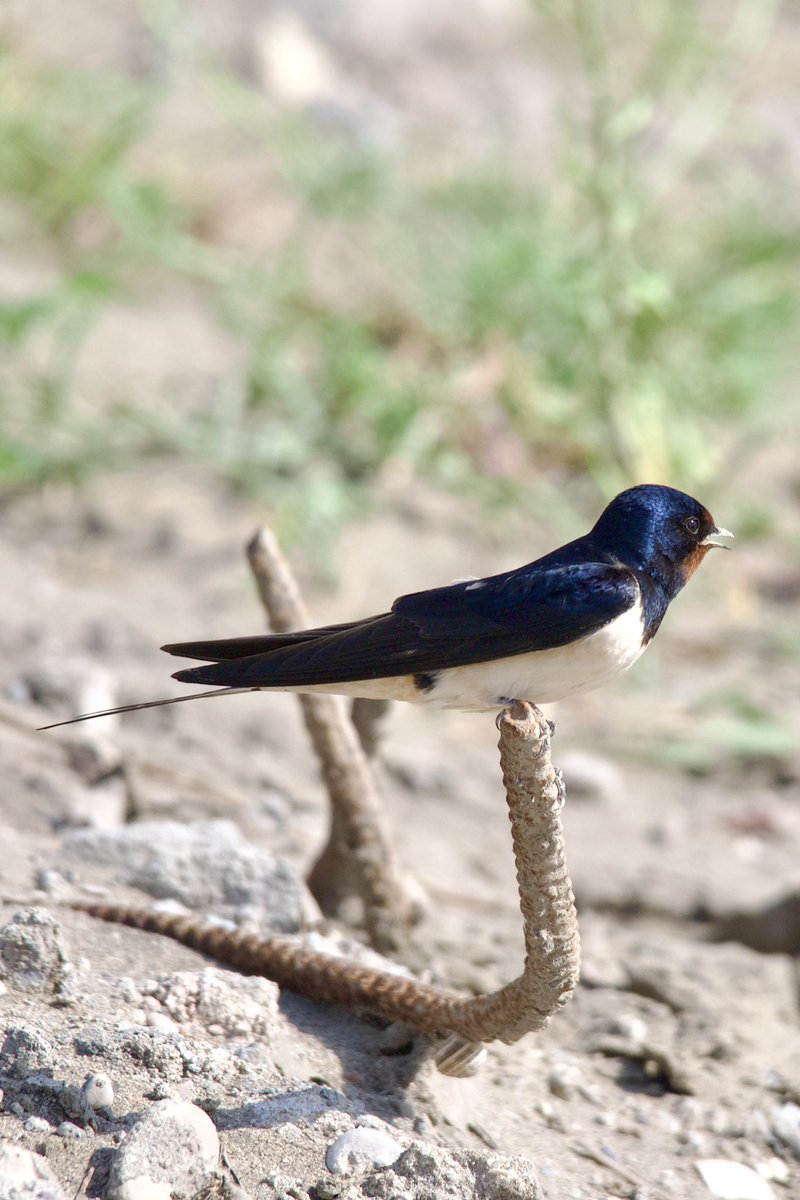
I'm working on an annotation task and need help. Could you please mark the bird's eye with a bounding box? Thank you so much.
[683,516,700,536]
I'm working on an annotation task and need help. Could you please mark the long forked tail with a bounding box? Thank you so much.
[38,624,361,731]
[38,615,396,731]
[37,687,256,731]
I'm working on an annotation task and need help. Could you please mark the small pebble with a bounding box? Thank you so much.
[146,1012,180,1034]
[82,1073,114,1110]
[326,1127,404,1176]
[72,1031,109,1057]
[604,1014,648,1044]
[35,868,68,894]
[315,1114,350,1141]
[24,658,118,732]
[356,1114,391,1130]
[548,1063,580,1101]
[534,1100,566,1132]
[756,1158,790,1185]
[65,735,123,785]
[314,1184,346,1200]
[119,978,140,1004]
[0,981,7,998]
[707,1108,745,1138]
[694,1159,775,1200]
[771,1102,800,1159]
[673,1096,704,1127]
[56,1121,86,1138]
[678,1130,706,1152]
[558,750,622,800]
[23,1116,51,1133]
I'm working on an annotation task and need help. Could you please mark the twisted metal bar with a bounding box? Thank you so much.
[69,702,580,1048]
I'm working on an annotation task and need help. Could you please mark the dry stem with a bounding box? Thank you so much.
[350,698,392,758]
[246,527,418,952]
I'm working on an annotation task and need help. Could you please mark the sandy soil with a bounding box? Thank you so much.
[1,467,799,1199]
[2,2,800,1196]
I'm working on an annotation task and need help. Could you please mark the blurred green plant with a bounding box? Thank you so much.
[626,692,796,777]
[403,0,794,496]
[0,0,797,553]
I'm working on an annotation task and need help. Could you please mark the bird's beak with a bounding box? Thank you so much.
[702,526,734,550]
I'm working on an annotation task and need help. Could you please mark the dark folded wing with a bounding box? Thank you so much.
[168,561,639,688]
[161,621,366,662]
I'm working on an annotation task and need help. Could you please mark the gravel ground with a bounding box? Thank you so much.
[2,2,800,1196]
[1,467,799,1199]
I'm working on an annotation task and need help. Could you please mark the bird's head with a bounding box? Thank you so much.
[591,485,733,592]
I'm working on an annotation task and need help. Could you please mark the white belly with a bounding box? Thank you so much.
[273,599,647,713]
[426,599,646,710]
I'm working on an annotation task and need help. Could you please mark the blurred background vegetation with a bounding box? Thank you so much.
[0,0,797,554]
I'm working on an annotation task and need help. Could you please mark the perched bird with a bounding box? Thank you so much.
[41,484,731,729]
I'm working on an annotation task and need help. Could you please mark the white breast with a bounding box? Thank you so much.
[259,595,647,713]
[422,595,647,711]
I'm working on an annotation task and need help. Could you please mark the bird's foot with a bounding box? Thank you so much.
[495,700,555,741]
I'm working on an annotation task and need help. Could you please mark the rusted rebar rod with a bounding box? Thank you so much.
[69,702,580,1063]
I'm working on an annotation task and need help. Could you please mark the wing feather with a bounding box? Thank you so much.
[170,562,639,689]
[161,621,367,662]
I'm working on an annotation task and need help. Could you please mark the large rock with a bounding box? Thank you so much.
[0,1144,67,1200]
[359,1142,542,1199]
[64,819,306,929]
[0,909,74,1000]
[107,1099,219,1200]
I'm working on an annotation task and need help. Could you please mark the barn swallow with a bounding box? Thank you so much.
[40,484,731,729]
